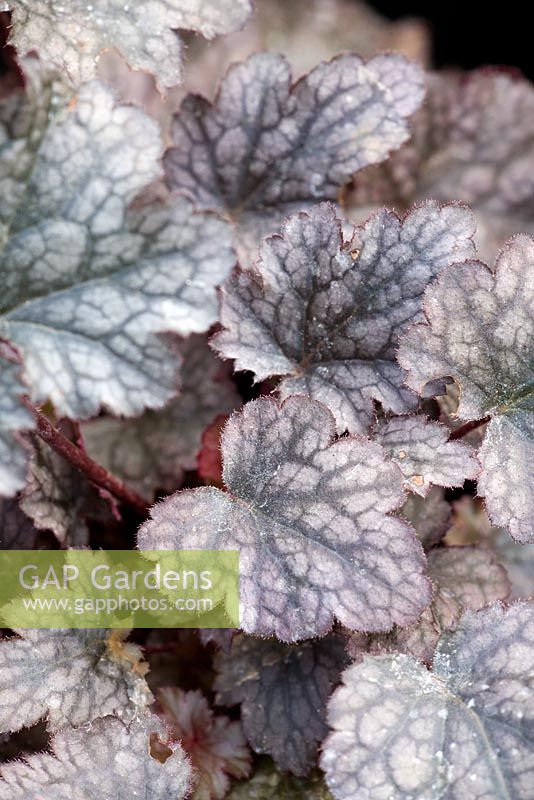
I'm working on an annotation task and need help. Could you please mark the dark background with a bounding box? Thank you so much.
[370,0,533,79]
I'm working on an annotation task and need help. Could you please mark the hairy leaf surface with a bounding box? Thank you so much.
[0,78,235,486]
[399,237,534,541]
[323,602,534,800]
[214,634,349,775]
[138,396,431,641]
[82,336,240,499]
[4,0,252,88]
[376,415,478,496]
[214,202,475,432]
[0,714,191,799]
[228,760,333,800]
[157,687,251,800]
[0,629,152,733]
[349,546,510,663]
[164,51,424,259]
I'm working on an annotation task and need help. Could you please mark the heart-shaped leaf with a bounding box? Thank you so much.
[138,395,431,641]
[0,73,235,495]
[0,629,152,733]
[164,51,424,260]
[213,201,476,433]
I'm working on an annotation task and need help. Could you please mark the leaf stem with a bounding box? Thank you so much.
[449,417,490,441]
[23,399,148,517]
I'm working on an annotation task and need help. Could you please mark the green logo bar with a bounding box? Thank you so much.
[0,550,239,629]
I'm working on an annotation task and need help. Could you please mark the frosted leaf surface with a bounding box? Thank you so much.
[0,79,235,442]
[213,201,475,432]
[323,601,534,800]
[0,629,152,733]
[0,352,33,496]
[138,395,431,641]
[0,714,191,799]
[4,0,252,87]
[214,634,349,775]
[165,51,424,260]
[399,237,534,541]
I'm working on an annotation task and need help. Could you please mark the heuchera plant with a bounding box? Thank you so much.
[0,2,533,798]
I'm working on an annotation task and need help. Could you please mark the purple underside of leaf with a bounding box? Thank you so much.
[398,234,533,542]
[322,601,534,800]
[138,395,432,642]
[214,634,349,776]
[164,50,425,260]
[212,199,476,434]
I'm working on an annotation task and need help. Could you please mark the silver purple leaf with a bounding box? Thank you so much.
[0,629,152,733]
[164,51,424,260]
[400,487,452,550]
[349,70,534,261]
[82,335,241,500]
[213,201,476,433]
[4,0,252,88]
[214,634,349,776]
[0,713,191,799]
[0,497,38,549]
[0,79,235,455]
[349,546,511,664]
[399,237,534,542]
[322,602,534,800]
[228,759,333,800]
[138,395,431,641]
[375,415,478,496]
